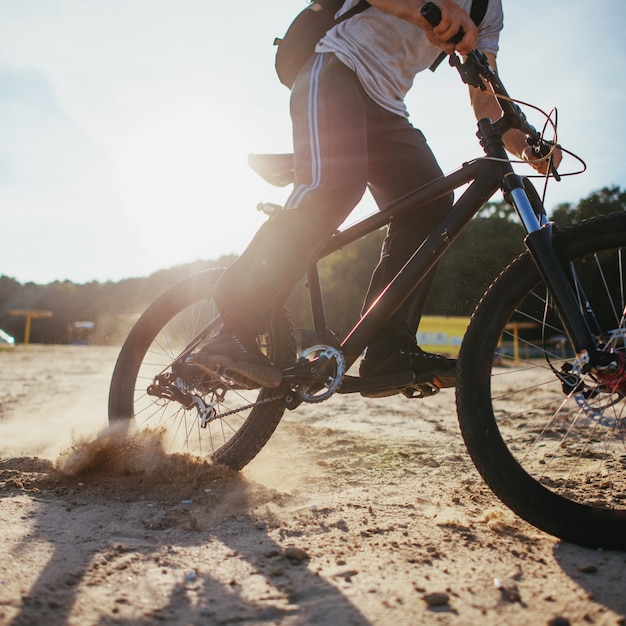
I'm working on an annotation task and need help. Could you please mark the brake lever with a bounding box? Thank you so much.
[527,137,562,182]
[447,52,489,90]
[544,151,561,181]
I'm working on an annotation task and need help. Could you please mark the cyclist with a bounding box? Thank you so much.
[193,0,561,391]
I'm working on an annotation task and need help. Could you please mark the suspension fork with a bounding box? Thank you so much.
[520,206,609,370]
[479,119,605,369]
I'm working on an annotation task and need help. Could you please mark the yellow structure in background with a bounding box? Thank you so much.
[417,316,470,358]
[417,316,538,364]
[8,309,53,347]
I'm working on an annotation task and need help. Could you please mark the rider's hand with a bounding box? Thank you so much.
[370,0,478,55]
[420,0,479,55]
[522,145,563,176]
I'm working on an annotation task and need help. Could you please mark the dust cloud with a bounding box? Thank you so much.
[56,423,168,477]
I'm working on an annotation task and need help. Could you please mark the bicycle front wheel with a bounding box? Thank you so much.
[108,269,297,470]
[457,213,626,549]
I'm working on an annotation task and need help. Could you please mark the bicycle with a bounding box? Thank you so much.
[109,3,626,550]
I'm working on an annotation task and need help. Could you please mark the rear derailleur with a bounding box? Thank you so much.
[146,364,221,428]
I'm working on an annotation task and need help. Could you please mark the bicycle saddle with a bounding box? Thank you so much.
[248,153,295,187]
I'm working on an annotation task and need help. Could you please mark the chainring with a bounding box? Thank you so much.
[295,345,346,404]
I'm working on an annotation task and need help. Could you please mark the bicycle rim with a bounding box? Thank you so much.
[108,270,296,469]
[457,213,626,548]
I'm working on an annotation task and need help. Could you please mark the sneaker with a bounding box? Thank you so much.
[359,346,457,388]
[192,332,282,389]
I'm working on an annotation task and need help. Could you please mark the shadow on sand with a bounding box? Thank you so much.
[0,427,370,625]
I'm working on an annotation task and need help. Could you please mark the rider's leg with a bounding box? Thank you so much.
[359,112,456,383]
[195,54,370,385]
[214,53,369,334]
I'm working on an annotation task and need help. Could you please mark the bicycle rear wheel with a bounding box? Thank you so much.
[108,269,297,470]
[457,213,626,549]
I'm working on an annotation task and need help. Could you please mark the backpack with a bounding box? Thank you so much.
[274,0,489,89]
[274,0,370,89]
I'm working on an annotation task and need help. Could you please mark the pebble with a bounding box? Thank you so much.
[494,578,521,603]
[263,548,281,558]
[422,592,449,607]
[548,618,571,626]
[283,547,309,562]
[335,569,359,580]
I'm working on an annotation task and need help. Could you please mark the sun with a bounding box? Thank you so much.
[109,90,293,274]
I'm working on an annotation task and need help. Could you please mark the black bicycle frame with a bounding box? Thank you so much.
[303,116,601,372]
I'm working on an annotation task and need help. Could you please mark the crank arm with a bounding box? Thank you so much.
[281,354,337,386]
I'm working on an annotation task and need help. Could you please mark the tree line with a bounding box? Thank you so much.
[1,186,623,345]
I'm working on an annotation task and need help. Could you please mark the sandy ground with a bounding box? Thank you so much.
[1,345,625,626]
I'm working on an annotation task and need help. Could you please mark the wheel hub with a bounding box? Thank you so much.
[595,350,626,395]
[566,348,626,428]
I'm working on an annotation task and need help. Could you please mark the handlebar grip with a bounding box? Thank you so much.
[421,2,464,44]
[422,2,464,71]
[421,2,442,27]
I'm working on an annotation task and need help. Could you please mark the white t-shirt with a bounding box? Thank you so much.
[316,0,504,117]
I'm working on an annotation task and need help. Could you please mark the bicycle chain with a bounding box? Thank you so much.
[183,346,346,425]
[202,390,285,423]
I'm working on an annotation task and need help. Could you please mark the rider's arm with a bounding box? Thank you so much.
[367,0,478,54]
[469,52,563,174]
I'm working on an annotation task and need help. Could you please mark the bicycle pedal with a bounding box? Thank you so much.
[401,378,442,399]
[340,371,416,398]
[339,371,446,399]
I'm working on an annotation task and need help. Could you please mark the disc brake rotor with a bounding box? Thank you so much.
[570,333,626,428]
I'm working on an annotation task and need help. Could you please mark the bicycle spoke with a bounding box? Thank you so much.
[457,216,626,548]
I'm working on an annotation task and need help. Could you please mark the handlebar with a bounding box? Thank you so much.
[423,1,464,71]
[421,2,561,180]
[422,2,463,45]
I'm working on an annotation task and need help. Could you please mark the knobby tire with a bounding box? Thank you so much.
[457,213,626,549]
[108,269,297,471]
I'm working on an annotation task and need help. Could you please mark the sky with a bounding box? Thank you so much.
[1,0,625,285]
